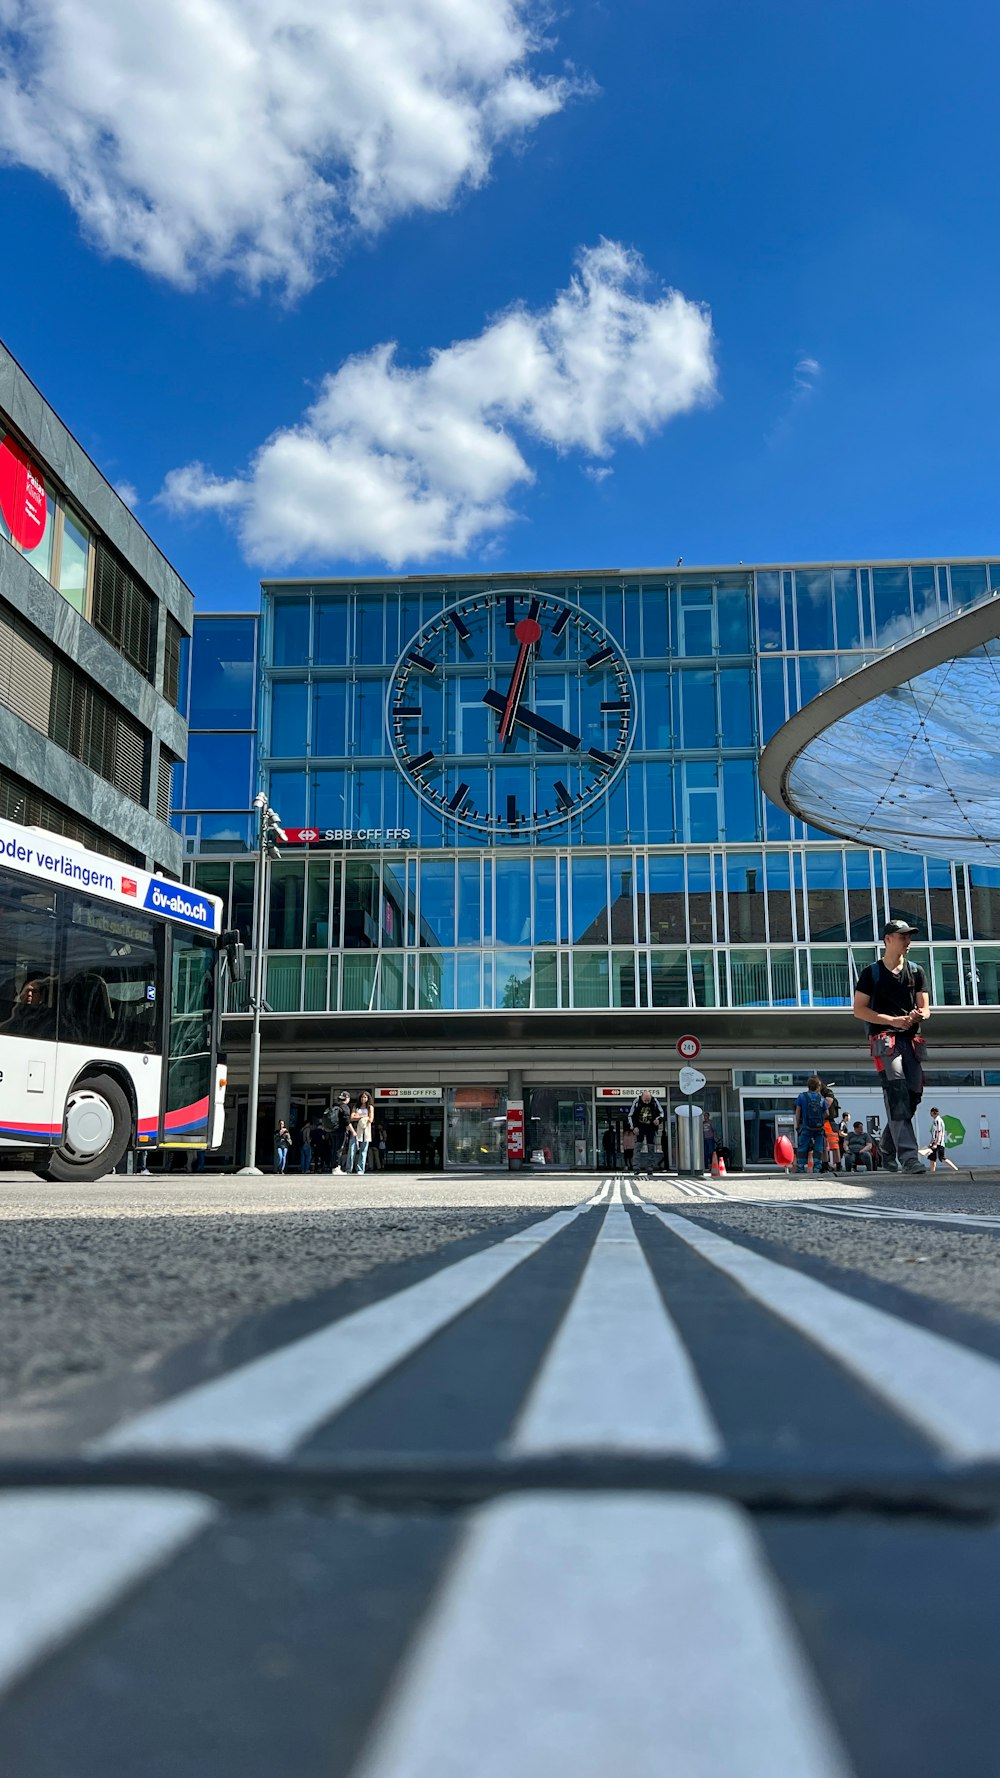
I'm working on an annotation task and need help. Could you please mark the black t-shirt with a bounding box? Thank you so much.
[855,960,926,1037]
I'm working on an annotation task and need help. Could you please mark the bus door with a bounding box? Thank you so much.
[161,928,216,1147]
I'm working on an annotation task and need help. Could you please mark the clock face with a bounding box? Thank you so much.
[387,589,636,836]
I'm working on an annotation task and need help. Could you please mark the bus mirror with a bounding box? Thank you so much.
[221,931,246,984]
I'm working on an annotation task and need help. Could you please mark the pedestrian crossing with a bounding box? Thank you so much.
[776,1198,1000,1234]
[1,1178,999,1778]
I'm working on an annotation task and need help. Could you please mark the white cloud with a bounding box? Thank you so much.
[766,353,823,445]
[583,465,613,483]
[793,356,821,393]
[0,0,577,293]
[161,241,717,567]
[114,480,139,509]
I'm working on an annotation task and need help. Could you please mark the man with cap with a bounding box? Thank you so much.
[853,919,929,1174]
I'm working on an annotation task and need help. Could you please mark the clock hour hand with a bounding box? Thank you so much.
[495,612,542,744]
[483,689,582,751]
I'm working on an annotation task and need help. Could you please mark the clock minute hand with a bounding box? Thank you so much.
[496,615,543,744]
[483,690,582,751]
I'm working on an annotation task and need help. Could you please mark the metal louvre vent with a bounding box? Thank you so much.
[114,710,148,802]
[0,765,142,864]
[163,614,185,707]
[92,541,156,679]
[0,605,54,731]
[157,748,175,823]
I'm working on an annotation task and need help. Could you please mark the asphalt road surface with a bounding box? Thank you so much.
[2,1164,1000,1777]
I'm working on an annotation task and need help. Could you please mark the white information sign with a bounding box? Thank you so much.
[679,1066,707,1096]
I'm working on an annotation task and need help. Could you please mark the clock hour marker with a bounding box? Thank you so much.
[449,611,471,639]
[551,607,570,637]
[505,596,516,626]
[448,782,470,812]
[588,747,615,768]
[555,780,574,810]
[407,651,437,673]
[393,706,422,719]
[411,750,435,770]
[586,645,615,669]
[600,700,630,712]
[506,795,518,824]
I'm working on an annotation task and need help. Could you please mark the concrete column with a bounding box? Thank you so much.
[508,1066,523,1171]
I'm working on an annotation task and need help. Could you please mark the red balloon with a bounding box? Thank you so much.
[774,1134,795,1166]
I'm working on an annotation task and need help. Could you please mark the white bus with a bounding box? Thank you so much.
[0,815,241,1181]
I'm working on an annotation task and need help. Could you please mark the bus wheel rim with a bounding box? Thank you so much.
[64,1090,115,1157]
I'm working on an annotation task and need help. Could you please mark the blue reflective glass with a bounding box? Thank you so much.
[947,563,988,611]
[169,758,185,828]
[722,760,758,840]
[419,859,456,947]
[457,859,482,944]
[845,851,874,940]
[680,670,716,746]
[806,852,846,941]
[355,594,385,659]
[687,792,719,843]
[190,617,256,726]
[354,681,387,755]
[496,856,531,945]
[910,566,938,625]
[176,633,190,716]
[644,760,675,843]
[926,858,956,937]
[795,572,834,652]
[718,669,755,746]
[641,586,667,655]
[648,853,684,941]
[533,857,557,942]
[833,571,861,649]
[272,599,310,667]
[642,671,671,748]
[717,581,752,654]
[871,569,911,644]
[314,597,349,665]
[755,573,782,650]
[571,856,607,942]
[185,732,253,810]
[270,682,307,756]
[351,769,383,830]
[313,683,347,755]
[267,769,306,826]
[311,769,347,828]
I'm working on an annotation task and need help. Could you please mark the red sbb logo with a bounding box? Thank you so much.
[121,877,138,897]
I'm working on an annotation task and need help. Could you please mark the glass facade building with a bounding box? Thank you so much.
[180,563,1000,1171]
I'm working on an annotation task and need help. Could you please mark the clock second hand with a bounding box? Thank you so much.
[483,689,582,751]
[497,615,543,744]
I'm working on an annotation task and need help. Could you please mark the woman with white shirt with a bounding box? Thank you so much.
[348,1090,374,1174]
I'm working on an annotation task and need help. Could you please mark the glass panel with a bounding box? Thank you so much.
[270,682,308,757]
[58,508,91,613]
[355,593,384,659]
[641,670,671,748]
[725,853,765,942]
[643,759,675,843]
[650,948,689,1006]
[687,853,713,941]
[680,669,716,746]
[268,860,304,949]
[313,683,347,755]
[755,572,782,651]
[314,596,349,664]
[871,569,911,645]
[0,877,58,1037]
[533,949,559,1008]
[381,861,406,947]
[832,570,861,649]
[689,949,719,1006]
[495,949,532,1007]
[344,858,380,948]
[306,860,331,948]
[641,586,668,655]
[608,856,635,942]
[571,856,608,943]
[379,953,405,1011]
[418,951,454,1010]
[457,858,482,945]
[970,946,1000,1004]
[164,933,215,1140]
[769,947,798,1006]
[968,865,1000,940]
[717,580,752,654]
[884,851,925,930]
[266,770,306,826]
[311,768,347,829]
[722,760,758,841]
[809,947,854,1006]
[806,852,847,941]
[572,950,610,1007]
[272,598,310,667]
[718,670,755,746]
[947,563,988,612]
[926,859,956,938]
[764,851,793,941]
[729,949,769,1007]
[189,617,256,727]
[533,857,557,943]
[420,859,456,948]
[184,733,253,811]
[931,948,961,1006]
[303,954,327,1010]
[910,565,938,627]
[343,953,378,1011]
[496,856,531,945]
[794,571,834,652]
[611,952,639,1007]
[845,850,875,941]
[354,681,387,755]
[446,1085,506,1167]
[648,852,685,941]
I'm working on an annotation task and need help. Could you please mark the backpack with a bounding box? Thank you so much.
[802,1091,826,1132]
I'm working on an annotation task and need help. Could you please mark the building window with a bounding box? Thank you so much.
[92,540,156,678]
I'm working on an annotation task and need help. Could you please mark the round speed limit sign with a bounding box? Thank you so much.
[677,1035,701,1060]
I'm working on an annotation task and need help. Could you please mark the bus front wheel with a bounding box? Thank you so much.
[43,1074,133,1182]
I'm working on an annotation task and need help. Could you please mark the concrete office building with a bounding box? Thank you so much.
[0,340,191,873]
[179,565,1000,1171]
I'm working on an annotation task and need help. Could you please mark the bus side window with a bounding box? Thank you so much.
[62,972,115,1047]
[0,877,58,1031]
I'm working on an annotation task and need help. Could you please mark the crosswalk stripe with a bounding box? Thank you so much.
[789,1201,1000,1234]
[0,1491,211,1695]
[97,1206,590,1461]
[511,1206,721,1458]
[651,1209,1000,1461]
[350,1493,854,1778]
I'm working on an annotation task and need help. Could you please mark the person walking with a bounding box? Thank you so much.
[602,1124,618,1169]
[853,919,929,1175]
[274,1119,292,1174]
[794,1075,827,1173]
[622,1124,635,1170]
[927,1107,959,1173]
[348,1090,374,1174]
[702,1111,718,1174]
[323,1091,353,1174]
[843,1121,875,1172]
[628,1090,663,1172]
[299,1119,313,1174]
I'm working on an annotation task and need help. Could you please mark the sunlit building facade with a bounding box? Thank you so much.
[180,563,1000,1170]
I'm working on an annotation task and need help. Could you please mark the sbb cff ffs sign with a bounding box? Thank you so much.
[507,1103,525,1162]
[677,1035,701,1060]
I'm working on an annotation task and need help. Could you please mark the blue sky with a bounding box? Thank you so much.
[1,0,998,612]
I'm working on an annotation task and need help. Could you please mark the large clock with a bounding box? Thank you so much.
[387,588,636,835]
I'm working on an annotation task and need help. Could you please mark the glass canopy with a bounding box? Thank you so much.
[758,596,1000,865]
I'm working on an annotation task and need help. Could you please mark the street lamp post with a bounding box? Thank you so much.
[238,792,283,1176]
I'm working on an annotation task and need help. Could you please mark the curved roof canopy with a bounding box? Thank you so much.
[758,594,1000,866]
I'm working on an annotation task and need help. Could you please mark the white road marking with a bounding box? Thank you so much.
[652,1209,1000,1461]
[0,1491,211,1694]
[511,1207,721,1459]
[98,1206,588,1461]
[352,1493,854,1778]
[789,1201,1000,1234]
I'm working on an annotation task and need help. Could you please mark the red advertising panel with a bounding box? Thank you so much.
[0,435,47,551]
[506,1104,525,1161]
